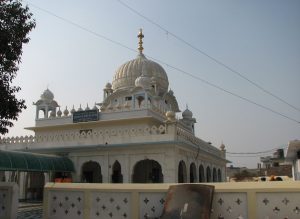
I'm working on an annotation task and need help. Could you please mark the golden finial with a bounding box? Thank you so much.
[137,28,144,54]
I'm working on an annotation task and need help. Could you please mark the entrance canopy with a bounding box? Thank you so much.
[0,150,74,172]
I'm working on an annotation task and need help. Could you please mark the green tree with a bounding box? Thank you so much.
[0,0,35,134]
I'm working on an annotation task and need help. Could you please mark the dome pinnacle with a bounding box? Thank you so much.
[137,28,144,54]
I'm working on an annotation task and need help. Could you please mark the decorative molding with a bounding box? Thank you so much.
[0,125,167,146]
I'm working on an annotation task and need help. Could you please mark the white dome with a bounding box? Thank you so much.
[41,88,54,101]
[105,82,112,89]
[135,75,151,90]
[182,108,193,118]
[112,53,169,95]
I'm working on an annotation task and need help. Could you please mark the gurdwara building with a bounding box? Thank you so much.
[0,30,227,200]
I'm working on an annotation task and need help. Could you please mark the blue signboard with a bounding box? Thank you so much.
[73,110,99,123]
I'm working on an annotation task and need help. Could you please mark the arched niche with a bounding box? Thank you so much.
[132,159,163,183]
[81,161,102,183]
[178,160,187,183]
[111,160,123,183]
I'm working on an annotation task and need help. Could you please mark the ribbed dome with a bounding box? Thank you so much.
[112,54,169,94]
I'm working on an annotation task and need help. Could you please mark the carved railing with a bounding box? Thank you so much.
[0,125,167,146]
[0,135,35,144]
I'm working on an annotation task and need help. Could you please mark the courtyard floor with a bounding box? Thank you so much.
[18,202,43,219]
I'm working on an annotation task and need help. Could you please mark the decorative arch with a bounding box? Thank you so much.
[218,168,222,182]
[132,159,163,183]
[199,164,205,182]
[38,109,45,119]
[189,163,197,183]
[81,161,102,183]
[111,160,123,183]
[213,167,217,182]
[178,160,187,183]
[206,166,211,182]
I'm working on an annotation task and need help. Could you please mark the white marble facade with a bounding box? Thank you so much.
[0,30,227,200]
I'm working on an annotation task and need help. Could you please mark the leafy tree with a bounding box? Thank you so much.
[0,0,35,134]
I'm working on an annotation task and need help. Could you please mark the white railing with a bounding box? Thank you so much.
[0,125,168,148]
[43,181,300,219]
[0,135,35,144]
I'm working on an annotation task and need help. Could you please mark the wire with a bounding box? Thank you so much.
[226,146,287,155]
[116,0,300,113]
[25,1,136,54]
[25,1,300,124]
[226,154,270,158]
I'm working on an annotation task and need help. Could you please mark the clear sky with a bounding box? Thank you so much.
[5,0,300,168]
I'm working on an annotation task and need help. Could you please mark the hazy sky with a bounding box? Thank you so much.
[5,0,300,168]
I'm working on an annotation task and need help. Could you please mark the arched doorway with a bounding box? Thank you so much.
[132,159,163,183]
[111,161,123,183]
[213,168,217,182]
[81,161,102,183]
[178,160,187,183]
[190,163,197,183]
[199,165,205,182]
[206,166,211,182]
[218,169,222,182]
[26,172,45,200]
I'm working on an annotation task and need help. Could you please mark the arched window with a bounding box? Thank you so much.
[206,166,211,182]
[111,161,123,183]
[199,165,205,182]
[81,161,102,183]
[132,159,163,183]
[213,168,217,182]
[190,163,197,183]
[178,160,187,183]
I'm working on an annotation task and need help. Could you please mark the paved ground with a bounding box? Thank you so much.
[18,204,43,219]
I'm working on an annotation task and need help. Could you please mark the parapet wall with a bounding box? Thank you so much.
[0,182,18,219]
[43,181,300,219]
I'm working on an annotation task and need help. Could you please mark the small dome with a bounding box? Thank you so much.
[182,108,193,118]
[220,143,225,150]
[105,82,112,89]
[41,88,54,101]
[63,107,69,116]
[135,75,151,90]
[57,108,62,117]
[71,106,76,114]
